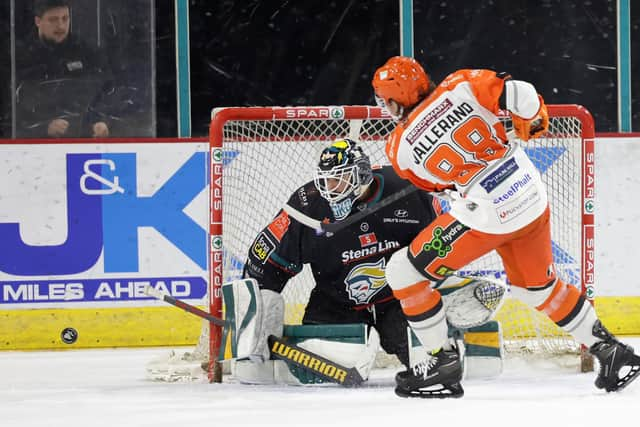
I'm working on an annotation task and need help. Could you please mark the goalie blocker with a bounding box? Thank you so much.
[221,276,506,385]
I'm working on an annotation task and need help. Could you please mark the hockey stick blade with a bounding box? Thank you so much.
[268,335,364,387]
[144,285,226,327]
[284,185,420,234]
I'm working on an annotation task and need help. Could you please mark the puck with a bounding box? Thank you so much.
[61,327,78,344]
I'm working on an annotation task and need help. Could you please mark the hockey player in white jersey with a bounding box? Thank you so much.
[371,56,640,397]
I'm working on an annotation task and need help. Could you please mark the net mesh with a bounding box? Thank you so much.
[207,105,589,367]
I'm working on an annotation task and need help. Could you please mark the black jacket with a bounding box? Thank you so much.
[15,33,113,137]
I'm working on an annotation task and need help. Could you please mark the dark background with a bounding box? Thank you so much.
[1,0,639,138]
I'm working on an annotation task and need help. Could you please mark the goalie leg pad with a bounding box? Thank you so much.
[259,289,286,354]
[460,321,504,379]
[220,279,284,362]
[232,359,277,385]
[274,324,380,385]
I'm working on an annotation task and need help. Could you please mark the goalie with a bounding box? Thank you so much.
[226,138,505,386]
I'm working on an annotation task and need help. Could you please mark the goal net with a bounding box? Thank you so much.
[199,104,594,382]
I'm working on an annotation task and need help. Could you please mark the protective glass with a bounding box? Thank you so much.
[9,0,156,138]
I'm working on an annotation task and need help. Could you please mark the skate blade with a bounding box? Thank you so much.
[395,382,464,399]
[606,354,640,392]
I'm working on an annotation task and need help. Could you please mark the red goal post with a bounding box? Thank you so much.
[207,104,595,382]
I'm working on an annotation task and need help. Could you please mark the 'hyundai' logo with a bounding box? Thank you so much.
[394,209,408,218]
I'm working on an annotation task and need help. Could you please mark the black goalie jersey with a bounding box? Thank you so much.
[243,165,441,316]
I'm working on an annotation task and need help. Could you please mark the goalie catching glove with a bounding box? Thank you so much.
[437,275,506,329]
[511,94,549,141]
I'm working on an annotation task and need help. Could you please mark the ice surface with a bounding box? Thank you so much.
[1,339,639,427]
[1,138,638,426]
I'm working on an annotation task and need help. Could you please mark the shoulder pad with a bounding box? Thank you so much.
[287,182,316,210]
[285,181,331,222]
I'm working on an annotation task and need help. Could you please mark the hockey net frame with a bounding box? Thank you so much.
[206,104,595,382]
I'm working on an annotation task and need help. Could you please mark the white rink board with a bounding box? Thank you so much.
[0,142,209,309]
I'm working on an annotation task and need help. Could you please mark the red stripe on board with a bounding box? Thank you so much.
[0,137,208,145]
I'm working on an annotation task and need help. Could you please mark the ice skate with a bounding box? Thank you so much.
[394,346,463,398]
[589,320,640,392]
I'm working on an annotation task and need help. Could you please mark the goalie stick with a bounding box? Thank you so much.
[145,285,226,326]
[284,184,419,234]
[144,285,364,387]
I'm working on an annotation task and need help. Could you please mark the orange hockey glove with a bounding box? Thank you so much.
[511,95,549,141]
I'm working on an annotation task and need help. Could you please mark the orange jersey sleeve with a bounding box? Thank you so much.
[460,69,508,114]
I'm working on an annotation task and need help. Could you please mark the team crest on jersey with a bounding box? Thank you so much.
[344,259,388,305]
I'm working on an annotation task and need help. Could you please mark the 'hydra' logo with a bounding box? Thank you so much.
[423,227,452,257]
[344,259,387,305]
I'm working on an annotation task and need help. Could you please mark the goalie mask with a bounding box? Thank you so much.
[314,138,373,221]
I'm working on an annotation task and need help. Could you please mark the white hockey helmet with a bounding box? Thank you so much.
[313,138,373,220]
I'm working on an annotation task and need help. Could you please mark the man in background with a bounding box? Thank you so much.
[15,0,113,138]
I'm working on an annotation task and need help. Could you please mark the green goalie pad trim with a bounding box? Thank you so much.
[219,284,237,361]
[466,320,500,333]
[283,323,367,344]
[218,279,259,361]
[463,321,502,357]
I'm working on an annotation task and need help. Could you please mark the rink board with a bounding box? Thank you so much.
[1,138,640,350]
[1,296,639,351]
[0,306,203,349]
[0,139,210,350]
